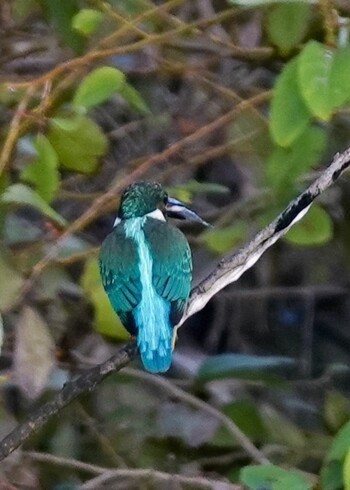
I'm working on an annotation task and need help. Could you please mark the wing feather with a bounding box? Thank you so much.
[99,223,141,334]
[144,218,192,326]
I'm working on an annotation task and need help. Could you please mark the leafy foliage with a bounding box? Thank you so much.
[0,0,350,488]
[20,134,60,202]
[240,464,313,490]
[48,114,108,173]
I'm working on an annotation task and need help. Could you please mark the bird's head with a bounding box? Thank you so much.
[117,181,209,226]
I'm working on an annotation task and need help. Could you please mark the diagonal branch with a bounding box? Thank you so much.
[0,147,349,462]
[182,147,350,324]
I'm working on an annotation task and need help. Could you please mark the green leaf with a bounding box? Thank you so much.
[240,464,312,490]
[21,134,60,203]
[285,204,333,246]
[167,180,229,204]
[324,391,350,432]
[201,223,247,254]
[298,41,350,120]
[72,8,103,36]
[1,183,67,227]
[73,66,126,110]
[220,400,266,443]
[229,109,273,160]
[326,420,350,462]
[320,461,343,490]
[266,126,327,201]
[267,3,311,55]
[0,251,24,311]
[321,421,350,490]
[344,450,350,490]
[14,306,55,399]
[41,0,85,54]
[270,57,311,146]
[80,258,129,340]
[261,404,306,448]
[119,83,149,113]
[197,354,296,383]
[48,115,108,173]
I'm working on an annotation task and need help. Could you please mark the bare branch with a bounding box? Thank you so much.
[123,367,270,464]
[181,147,350,324]
[0,341,137,461]
[25,451,242,490]
[79,468,240,490]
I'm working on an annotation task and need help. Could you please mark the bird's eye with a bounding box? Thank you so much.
[163,193,168,204]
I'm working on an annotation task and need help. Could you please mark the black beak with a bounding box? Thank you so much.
[165,197,210,227]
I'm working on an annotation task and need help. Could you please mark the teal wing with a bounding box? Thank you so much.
[99,223,141,334]
[144,218,192,326]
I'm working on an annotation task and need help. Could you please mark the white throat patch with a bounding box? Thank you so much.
[113,208,165,228]
[146,209,166,221]
[113,216,121,227]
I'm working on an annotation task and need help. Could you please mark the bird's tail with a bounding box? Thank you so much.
[136,302,173,373]
[139,336,172,373]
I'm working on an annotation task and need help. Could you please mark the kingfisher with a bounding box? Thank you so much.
[99,181,209,373]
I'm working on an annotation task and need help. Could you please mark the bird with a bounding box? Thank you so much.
[99,181,209,373]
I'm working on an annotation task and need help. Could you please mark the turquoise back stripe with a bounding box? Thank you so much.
[124,218,172,373]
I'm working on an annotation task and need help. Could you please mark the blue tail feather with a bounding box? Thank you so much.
[136,305,173,373]
[139,339,172,373]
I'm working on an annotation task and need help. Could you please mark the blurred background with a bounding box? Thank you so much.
[0,0,350,489]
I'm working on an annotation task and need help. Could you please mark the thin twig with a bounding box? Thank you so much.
[122,367,270,464]
[24,451,242,490]
[0,87,34,176]
[24,450,110,475]
[0,342,137,461]
[79,468,240,490]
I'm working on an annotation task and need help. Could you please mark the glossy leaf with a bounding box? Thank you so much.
[240,464,312,490]
[80,258,129,340]
[21,134,60,203]
[1,183,67,227]
[48,115,108,173]
[73,66,126,110]
[270,57,311,146]
[267,3,310,55]
[298,41,350,120]
[285,204,333,246]
[197,354,296,383]
[14,306,55,399]
[72,8,103,36]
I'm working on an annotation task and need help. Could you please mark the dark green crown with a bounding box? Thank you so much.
[118,181,167,219]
